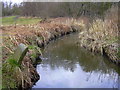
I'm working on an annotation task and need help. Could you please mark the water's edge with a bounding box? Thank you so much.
[33,33,120,88]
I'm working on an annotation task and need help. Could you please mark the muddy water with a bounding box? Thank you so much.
[33,33,120,88]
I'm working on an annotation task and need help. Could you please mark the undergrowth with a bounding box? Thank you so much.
[2,44,42,89]
[79,5,119,61]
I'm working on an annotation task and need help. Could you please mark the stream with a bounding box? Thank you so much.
[32,33,120,88]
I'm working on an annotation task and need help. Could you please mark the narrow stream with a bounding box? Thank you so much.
[33,33,120,88]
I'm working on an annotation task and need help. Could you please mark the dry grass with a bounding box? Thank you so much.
[2,17,83,58]
[2,17,82,88]
[79,6,119,61]
[2,55,39,88]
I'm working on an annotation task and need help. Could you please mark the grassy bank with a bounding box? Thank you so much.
[2,17,82,89]
[78,6,119,64]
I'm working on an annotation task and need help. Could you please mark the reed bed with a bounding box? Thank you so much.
[79,6,119,63]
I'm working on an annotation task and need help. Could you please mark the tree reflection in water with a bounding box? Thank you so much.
[33,33,120,88]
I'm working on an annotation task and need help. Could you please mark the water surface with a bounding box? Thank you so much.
[33,33,120,88]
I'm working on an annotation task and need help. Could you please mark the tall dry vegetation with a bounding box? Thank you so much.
[79,5,118,55]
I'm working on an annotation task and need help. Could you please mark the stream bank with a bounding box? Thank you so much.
[2,17,81,89]
[2,15,119,89]
[78,6,119,65]
[33,33,120,88]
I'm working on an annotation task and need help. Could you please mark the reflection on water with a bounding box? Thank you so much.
[33,33,120,88]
